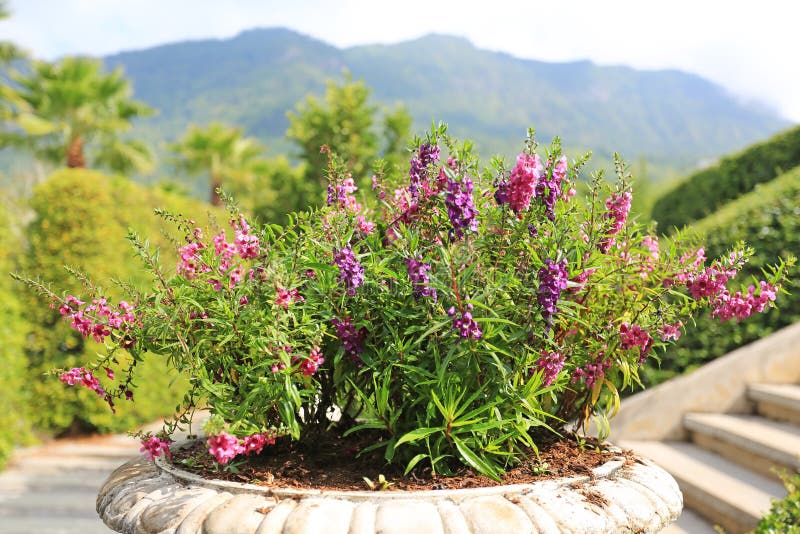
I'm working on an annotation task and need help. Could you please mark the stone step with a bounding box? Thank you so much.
[749,383,800,425]
[684,413,800,480]
[661,507,719,534]
[621,440,785,534]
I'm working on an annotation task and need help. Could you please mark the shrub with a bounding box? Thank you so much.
[651,125,800,232]
[20,168,224,435]
[16,127,790,480]
[0,198,33,468]
[643,166,800,385]
[755,471,800,533]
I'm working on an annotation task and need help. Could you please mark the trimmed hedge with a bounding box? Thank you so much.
[0,200,34,469]
[651,125,800,232]
[643,165,800,385]
[21,169,224,435]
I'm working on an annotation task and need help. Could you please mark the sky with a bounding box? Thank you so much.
[2,0,799,122]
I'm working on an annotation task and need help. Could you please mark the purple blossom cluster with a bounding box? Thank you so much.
[332,245,365,296]
[537,259,569,329]
[598,191,632,253]
[534,351,565,386]
[408,143,440,198]
[572,358,612,389]
[207,431,275,465]
[619,322,654,364]
[445,174,479,239]
[331,317,367,361]
[447,304,482,340]
[405,256,437,302]
[536,155,569,221]
[139,434,172,461]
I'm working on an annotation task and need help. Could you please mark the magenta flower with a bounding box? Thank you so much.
[207,432,244,465]
[534,351,565,386]
[140,434,172,461]
[507,152,542,214]
[332,246,365,295]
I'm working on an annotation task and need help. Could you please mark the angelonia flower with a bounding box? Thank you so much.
[537,259,569,329]
[59,366,116,411]
[536,155,568,221]
[139,434,172,461]
[685,263,738,300]
[567,268,596,294]
[177,241,211,279]
[507,152,543,214]
[659,321,683,342]
[534,351,565,387]
[332,246,365,296]
[445,174,479,239]
[331,317,367,361]
[58,295,136,345]
[572,358,612,389]
[405,256,437,302]
[619,322,654,364]
[356,214,376,236]
[598,191,632,253]
[297,347,325,376]
[711,281,777,322]
[493,176,509,206]
[447,304,482,340]
[232,215,260,260]
[275,287,304,309]
[408,143,440,198]
[206,431,276,465]
[328,176,362,213]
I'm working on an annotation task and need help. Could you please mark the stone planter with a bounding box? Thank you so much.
[97,445,682,533]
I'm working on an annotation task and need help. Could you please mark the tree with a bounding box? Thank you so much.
[2,56,154,173]
[286,73,412,197]
[0,1,24,64]
[169,122,270,207]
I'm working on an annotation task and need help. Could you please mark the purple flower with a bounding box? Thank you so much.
[445,174,479,239]
[332,246,365,295]
[409,143,440,198]
[331,317,367,362]
[447,304,482,340]
[405,256,437,302]
[537,259,568,330]
[534,351,565,386]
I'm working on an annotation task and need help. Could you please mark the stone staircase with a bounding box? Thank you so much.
[622,383,800,533]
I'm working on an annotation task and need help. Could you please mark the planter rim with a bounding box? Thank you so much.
[155,440,628,501]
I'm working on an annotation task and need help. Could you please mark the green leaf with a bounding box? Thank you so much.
[395,426,445,447]
[452,436,501,481]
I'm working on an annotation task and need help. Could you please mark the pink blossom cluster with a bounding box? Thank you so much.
[296,347,325,376]
[139,434,172,461]
[598,191,632,253]
[506,152,543,214]
[534,351,565,386]
[207,431,275,465]
[619,322,654,363]
[59,366,117,411]
[659,321,683,342]
[275,287,304,309]
[685,264,737,300]
[567,268,596,294]
[572,358,611,389]
[328,176,362,213]
[233,215,260,259]
[177,241,212,279]
[58,295,136,344]
[711,282,777,322]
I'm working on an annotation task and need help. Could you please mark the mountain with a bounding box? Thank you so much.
[105,28,790,178]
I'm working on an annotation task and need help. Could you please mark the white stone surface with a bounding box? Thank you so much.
[95,449,682,533]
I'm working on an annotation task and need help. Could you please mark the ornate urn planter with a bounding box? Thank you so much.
[97,445,682,533]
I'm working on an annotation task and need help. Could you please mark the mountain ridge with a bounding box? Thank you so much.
[101,27,791,178]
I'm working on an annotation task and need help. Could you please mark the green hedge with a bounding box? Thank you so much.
[21,168,224,435]
[756,472,800,533]
[643,165,800,385]
[0,199,34,469]
[651,125,800,232]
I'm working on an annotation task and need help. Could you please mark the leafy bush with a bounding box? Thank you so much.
[651,125,800,232]
[643,166,800,385]
[17,127,789,480]
[0,198,33,468]
[755,471,800,533]
[20,168,224,435]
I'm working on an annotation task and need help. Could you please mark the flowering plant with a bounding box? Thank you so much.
[17,125,792,480]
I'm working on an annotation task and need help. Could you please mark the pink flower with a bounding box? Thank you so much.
[507,153,543,214]
[275,287,304,309]
[241,433,276,456]
[619,322,654,364]
[534,351,565,386]
[207,432,244,465]
[140,435,172,461]
[299,347,325,376]
[598,191,632,253]
[659,322,683,342]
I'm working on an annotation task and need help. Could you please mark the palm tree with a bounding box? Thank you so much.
[3,56,155,173]
[170,122,269,207]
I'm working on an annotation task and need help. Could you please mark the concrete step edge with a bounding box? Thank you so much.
[749,383,800,412]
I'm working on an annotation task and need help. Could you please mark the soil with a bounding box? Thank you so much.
[170,431,637,492]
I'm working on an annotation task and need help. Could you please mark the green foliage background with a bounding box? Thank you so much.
[644,166,800,385]
[0,198,33,469]
[651,125,800,231]
[19,168,224,435]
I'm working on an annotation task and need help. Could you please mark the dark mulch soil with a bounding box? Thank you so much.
[170,431,636,492]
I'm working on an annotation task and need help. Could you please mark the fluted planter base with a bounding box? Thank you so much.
[97,447,682,533]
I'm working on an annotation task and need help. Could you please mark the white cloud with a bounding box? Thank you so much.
[2,0,798,120]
